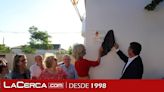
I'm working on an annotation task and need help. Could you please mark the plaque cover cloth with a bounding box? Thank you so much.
[101,30,115,57]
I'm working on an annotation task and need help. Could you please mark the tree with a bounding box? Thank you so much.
[0,44,11,53]
[21,45,36,54]
[67,46,72,55]
[28,26,53,49]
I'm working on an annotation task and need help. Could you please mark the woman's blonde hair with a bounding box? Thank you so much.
[72,44,86,60]
[44,56,57,68]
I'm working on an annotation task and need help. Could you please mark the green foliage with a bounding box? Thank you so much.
[21,45,36,54]
[56,50,67,54]
[21,26,54,53]
[0,44,11,53]
[55,46,72,55]
[67,46,73,55]
[28,26,53,49]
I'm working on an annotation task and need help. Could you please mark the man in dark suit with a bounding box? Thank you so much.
[114,42,143,79]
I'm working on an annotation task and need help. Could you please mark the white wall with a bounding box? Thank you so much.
[84,0,164,79]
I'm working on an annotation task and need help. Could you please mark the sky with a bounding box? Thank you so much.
[0,0,85,50]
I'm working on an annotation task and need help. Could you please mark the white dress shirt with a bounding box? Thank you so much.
[30,63,42,78]
[116,49,138,74]
[122,55,138,74]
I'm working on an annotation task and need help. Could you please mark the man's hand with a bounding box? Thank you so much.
[114,43,119,49]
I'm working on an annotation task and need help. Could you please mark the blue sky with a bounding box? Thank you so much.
[0,0,85,49]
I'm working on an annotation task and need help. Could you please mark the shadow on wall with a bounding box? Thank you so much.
[89,48,124,79]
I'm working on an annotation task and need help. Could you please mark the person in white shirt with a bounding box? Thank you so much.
[114,42,143,79]
[30,55,44,79]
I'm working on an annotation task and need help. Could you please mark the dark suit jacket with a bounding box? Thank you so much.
[117,50,143,79]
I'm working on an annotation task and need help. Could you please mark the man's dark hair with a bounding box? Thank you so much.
[129,42,142,55]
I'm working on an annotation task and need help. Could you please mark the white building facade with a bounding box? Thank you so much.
[83,0,164,79]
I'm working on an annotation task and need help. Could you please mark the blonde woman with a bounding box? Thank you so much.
[72,44,103,79]
[39,56,67,79]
